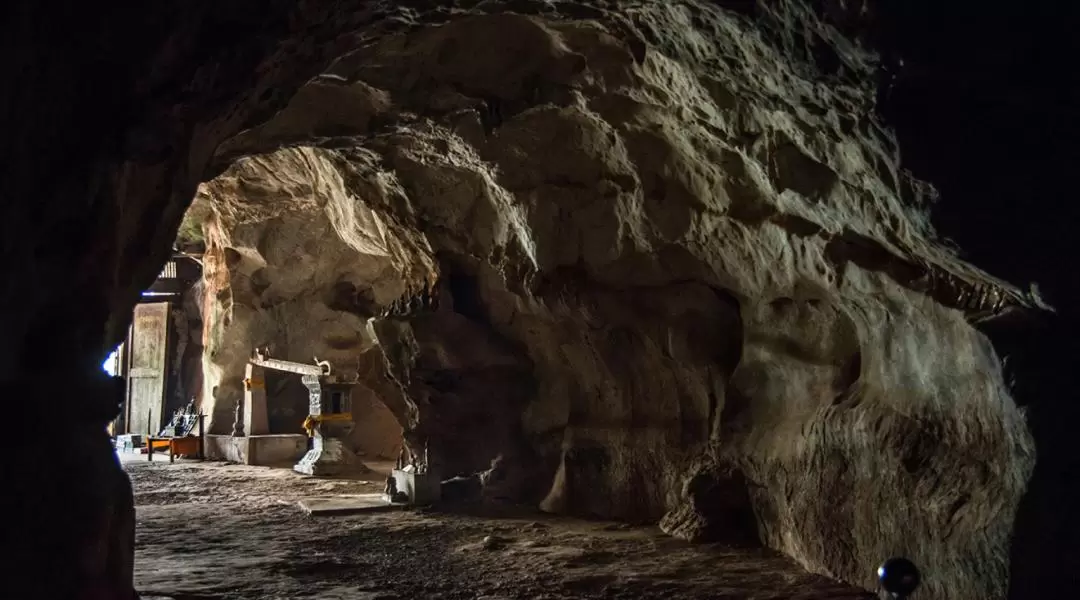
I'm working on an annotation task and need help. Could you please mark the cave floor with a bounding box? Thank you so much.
[125,457,873,600]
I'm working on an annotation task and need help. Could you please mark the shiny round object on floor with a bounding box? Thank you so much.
[877,557,921,597]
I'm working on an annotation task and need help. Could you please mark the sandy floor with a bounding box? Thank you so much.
[124,455,873,600]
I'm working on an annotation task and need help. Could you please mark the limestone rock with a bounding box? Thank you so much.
[658,458,758,545]
[180,3,1039,599]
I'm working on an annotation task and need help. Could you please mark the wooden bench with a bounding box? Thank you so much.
[146,436,201,463]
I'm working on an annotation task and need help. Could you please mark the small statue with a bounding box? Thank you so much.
[231,398,245,437]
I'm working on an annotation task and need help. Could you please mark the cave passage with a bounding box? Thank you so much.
[3,1,1074,599]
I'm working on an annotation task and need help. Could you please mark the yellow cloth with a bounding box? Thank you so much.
[302,413,353,437]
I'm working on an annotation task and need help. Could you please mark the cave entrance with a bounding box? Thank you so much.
[102,343,124,377]
[104,342,126,436]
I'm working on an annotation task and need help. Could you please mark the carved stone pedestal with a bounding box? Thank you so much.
[293,374,366,476]
[295,433,360,476]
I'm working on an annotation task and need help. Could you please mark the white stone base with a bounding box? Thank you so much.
[391,468,442,505]
[294,436,366,476]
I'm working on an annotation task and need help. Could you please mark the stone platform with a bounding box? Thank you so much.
[204,434,307,466]
[297,493,402,516]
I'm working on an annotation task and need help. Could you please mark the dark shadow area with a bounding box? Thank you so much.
[265,370,308,434]
[872,1,1080,595]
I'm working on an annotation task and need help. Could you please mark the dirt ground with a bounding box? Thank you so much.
[124,455,875,600]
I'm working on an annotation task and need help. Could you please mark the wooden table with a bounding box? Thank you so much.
[146,436,201,463]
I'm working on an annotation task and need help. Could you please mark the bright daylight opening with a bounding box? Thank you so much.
[102,346,121,377]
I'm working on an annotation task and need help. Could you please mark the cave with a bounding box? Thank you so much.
[2,1,1077,599]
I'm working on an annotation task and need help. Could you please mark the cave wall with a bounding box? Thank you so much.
[349,383,404,459]
[168,280,205,419]
[871,2,1080,595]
[195,149,421,434]
[190,6,1040,597]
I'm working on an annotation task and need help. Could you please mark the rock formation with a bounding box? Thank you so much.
[195,150,413,433]
[4,1,1075,599]
[184,4,1041,598]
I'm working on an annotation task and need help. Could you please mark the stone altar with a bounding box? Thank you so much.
[294,374,364,476]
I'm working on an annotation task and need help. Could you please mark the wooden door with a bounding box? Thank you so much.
[127,302,170,435]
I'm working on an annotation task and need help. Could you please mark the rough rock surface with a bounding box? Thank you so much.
[349,385,405,459]
[185,4,1041,598]
[195,149,416,437]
